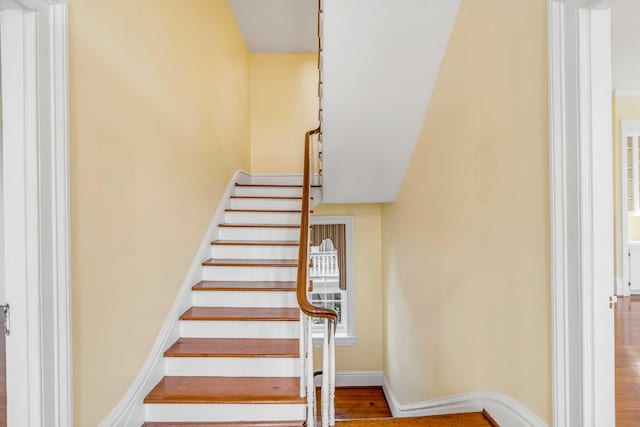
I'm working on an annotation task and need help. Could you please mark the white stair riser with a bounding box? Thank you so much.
[224,211,301,225]
[192,290,297,307]
[250,175,303,186]
[234,187,303,197]
[145,403,305,422]
[202,266,297,281]
[180,320,299,339]
[218,227,300,241]
[164,357,299,377]
[211,245,299,260]
[229,198,302,210]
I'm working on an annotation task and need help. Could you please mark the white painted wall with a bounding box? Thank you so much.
[321,0,461,203]
[612,0,640,90]
[228,0,317,53]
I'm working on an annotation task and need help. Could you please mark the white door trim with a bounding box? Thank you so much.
[0,9,43,425]
[1,1,71,425]
[549,1,616,426]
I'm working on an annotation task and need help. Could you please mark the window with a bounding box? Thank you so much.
[626,133,640,215]
[309,216,356,346]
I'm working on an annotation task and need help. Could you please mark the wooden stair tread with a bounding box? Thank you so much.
[219,223,301,229]
[144,376,305,404]
[211,240,299,247]
[202,258,297,267]
[234,184,320,188]
[335,413,492,426]
[180,307,300,321]
[164,338,299,358]
[192,281,296,291]
[225,209,304,213]
[235,184,303,188]
[143,422,304,427]
[231,195,305,200]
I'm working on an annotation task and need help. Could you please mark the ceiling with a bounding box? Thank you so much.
[228,0,317,53]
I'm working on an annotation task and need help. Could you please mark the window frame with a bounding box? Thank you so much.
[309,215,356,346]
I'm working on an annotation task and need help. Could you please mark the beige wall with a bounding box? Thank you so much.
[69,1,250,424]
[250,54,320,173]
[311,204,384,371]
[381,0,550,422]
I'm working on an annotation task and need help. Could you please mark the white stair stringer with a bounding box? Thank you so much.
[102,172,313,427]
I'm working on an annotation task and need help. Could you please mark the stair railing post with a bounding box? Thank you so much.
[329,318,336,426]
[306,314,316,427]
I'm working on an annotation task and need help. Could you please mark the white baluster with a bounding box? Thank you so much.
[329,319,336,426]
[300,312,306,398]
[322,320,330,427]
[306,315,316,427]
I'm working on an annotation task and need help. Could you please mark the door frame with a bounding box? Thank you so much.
[0,1,71,426]
[549,1,616,426]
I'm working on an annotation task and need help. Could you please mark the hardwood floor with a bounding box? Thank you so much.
[317,387,392,419]
[336,413,492,426]
[317,387,493,426]
[616,296,640,426]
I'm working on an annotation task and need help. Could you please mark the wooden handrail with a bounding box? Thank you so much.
[297,128,338,321]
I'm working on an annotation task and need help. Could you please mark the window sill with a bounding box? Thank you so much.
[312,334,358,347]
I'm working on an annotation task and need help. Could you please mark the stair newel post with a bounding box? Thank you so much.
[300,312,307,398]
[321,319,330,427]
[306,314,316,427]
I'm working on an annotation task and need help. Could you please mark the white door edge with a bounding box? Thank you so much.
[549,1,616,426]
[1,1,71,426]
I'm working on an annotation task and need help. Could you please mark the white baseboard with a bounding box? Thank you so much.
[100,170,250,427]
[314,370,383,387]
[382,376,547,427]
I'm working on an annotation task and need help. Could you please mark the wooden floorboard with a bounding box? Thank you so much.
[143,423,304,427]
[211,240,299,246]
[317,387,392,419]
[192,281,296,292]
[616,296,640,426]
[319,387,492,426]
[180,307,299,321]
[202,258,297,267]
[336,413,491,426]
[144,376,305,404]
[163,338,299,358]
[218,223,301,229]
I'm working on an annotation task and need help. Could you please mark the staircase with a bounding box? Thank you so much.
[142,180,317,425]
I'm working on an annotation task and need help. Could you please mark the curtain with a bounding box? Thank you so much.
[311,223,347,290]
